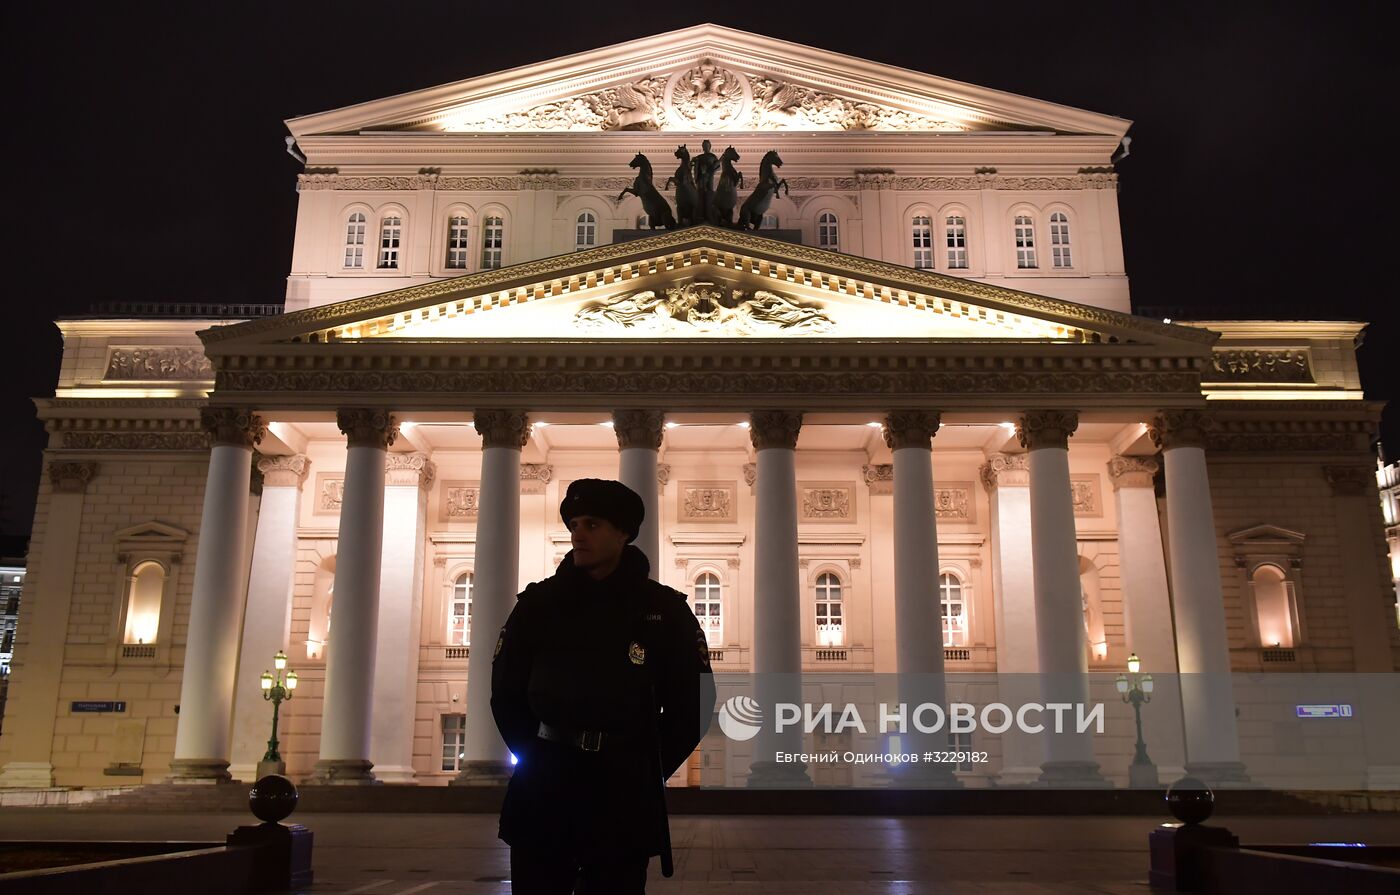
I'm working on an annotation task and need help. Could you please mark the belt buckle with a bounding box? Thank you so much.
[578,729,604,752]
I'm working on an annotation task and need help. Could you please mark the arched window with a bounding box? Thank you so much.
[1014,215,1037,269]
[815,572,844,646]
[939,572,966,646]
[446,215,470,269]
[945,215,968,269]
[912,216,933,269]
[481,215,504,269]
[1251,564,1296,648]
[1049,212,1072,268]
[377,215,402,269]
[343,213,366,269]
[692,572,723,646]
[122,561,164,645]
[575,212,597,251]
[449,572,473,646]
[761,213,779,230]
[817,212,839,250]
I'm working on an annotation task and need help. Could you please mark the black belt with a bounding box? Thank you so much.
[537,721,635,753]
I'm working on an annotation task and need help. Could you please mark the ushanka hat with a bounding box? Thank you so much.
[560,478,645,543]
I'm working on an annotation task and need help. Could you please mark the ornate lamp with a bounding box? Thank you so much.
[1117,652,1159,788]
[259,650,296,778]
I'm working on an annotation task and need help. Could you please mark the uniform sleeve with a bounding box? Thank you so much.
[656,596,718,780]
[490,589,539,763]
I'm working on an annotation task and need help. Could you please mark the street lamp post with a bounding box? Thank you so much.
[257,650,299,779]
[1116,652,1159,788]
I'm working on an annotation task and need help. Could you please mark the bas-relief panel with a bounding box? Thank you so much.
[934,482,975,523]
[800,482,856,523]
[439,481,482,522]
[1071,474,1103,518]
[312,472,344,516]
[679,482,737,524]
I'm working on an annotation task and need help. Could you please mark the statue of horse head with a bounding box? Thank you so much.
[674,144,690,161]
[762,150,784,169]
[721,146,740,164]
[629,152,649,170]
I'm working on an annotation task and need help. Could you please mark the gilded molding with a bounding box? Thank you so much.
[1016,410,1078,451]
[48,461,98,493]
[979,453,1029,489]
[883,410,941,450]
[1148,410,1214,451]
[750,410,803,450]
[612,409,665,450]
[1106,455,1159,490]
[201,407,265,448]
[385,452,435,488]
[1324,465,1374,497]
[256,453,310,487]
[337,408,398,449]
[474,410,531,449]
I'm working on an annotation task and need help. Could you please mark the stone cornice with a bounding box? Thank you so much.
[295,172,1118,192]
[883,411,941,450]
[750,410,803,450]
[337,408,398,449]
[1016,410,1078,451]
[612,409,665,450]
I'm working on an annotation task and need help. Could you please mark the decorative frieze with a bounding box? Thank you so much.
[1016,410,1078,451]
[201,407,265,448]
[336,408,397,450]
[862,463,894,495]
[883,410,941,450]
[385,452,435,488]
[612,410,665,450]
[61,432,209,451]
[575,282,834,336]
[440,481,481,521]
[750,411,803,451]
[934,484,974,522]
[1149,410,1214,451]
[679,482,737,524]
[1207,349,1313,383]
[48,461,97,493]
[1202,417,1375,454]
[1070,474,1103,517]
[979,453,1029,489]
[801,483,855,522]
[474,410,531,449]
[256,453,310,487]
[104,348,213,381]
[1106,455,1159,490]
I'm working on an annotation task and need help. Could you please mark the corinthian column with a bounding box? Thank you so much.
[885,411,959,787]
[371,452,435,783]
[1149,411,1247,784]
[310,409,397,785]
[229,453,309,782]
[747,410,811,787]
[1017,411,1106,786]
[613,410,664,578]
[453,410,530,786]
[169,408,265,782]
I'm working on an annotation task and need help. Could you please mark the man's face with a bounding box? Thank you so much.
[568,514,629,569]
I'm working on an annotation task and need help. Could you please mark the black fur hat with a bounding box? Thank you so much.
[559,478,644,543]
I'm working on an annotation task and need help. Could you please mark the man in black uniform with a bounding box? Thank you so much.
[491,478,717,894]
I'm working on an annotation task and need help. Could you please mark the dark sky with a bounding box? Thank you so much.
[3,3,1395,540]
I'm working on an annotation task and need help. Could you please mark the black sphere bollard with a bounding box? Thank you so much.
[249,774,299,824]
[1165,776,1214,825]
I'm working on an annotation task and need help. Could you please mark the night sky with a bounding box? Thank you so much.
[3,3,1394,542]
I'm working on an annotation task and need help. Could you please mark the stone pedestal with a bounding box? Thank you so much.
[226,822,315,890]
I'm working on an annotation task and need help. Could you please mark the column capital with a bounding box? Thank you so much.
[657,464,671,486]
[337,408,398,449]
[385,452,435,488]
[520,463,552,495]
[1016,410,1078,451]
[1324,465,1373,497]
[1148,409,1215,450]
[200,407,265,448]
[256,453,310,487]
[474,410,530,449]
[742,462,757,487]
[750,410,803,451]
[612,410,665,450]
[883,411,941,450]
[1106,455,1159,491]
[862,463,894,495]
[48,460,98,494]
[979,452,1029,489]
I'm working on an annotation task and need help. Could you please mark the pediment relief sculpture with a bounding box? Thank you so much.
[574,281,833,336]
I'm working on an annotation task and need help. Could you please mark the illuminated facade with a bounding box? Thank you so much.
[0,26,1395,790]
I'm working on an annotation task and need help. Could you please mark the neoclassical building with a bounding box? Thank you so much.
[1,25,1396,790]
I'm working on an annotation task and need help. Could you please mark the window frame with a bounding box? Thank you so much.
[574,211,598,252]
[440,713,466,772]
[943,212,969,270]
[691,570,724,647]
[939,571,967,647]
[376,212,404,270]
[1048,209,1073,270]
[816,211,840,251]
[342,211,367,270]
[445,213,471,271]
[448,570,473,646]
[480,213,505,270]
[814,570,845,647]
[911,214,934,270]
[1013,212,1038,270]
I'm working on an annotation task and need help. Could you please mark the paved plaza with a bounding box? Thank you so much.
[1,809,1396,893]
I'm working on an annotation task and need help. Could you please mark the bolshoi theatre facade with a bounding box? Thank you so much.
[1,25,1396,791]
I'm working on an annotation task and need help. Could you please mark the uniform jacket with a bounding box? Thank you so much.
[491,544,718,857]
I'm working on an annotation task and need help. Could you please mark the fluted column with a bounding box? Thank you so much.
[1149,411,1247,784]
[310,409,397,784]
[886,411,959,787]
[370,452,435,783]
[453,410,530,786]
[613,410,664,578]
[1108,455,1186,785]
[747,410,811,787]
[980,453,1043,785]
[1017,411,1106,786]
[169,408,265,782]
[229,453,309,782]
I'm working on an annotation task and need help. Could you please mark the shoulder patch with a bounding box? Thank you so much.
[493,628,506,660]
[696,628,712,668]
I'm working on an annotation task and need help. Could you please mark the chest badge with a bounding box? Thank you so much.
[628,641,647,665]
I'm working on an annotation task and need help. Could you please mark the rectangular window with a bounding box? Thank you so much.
[441,714,466,772]
[446,216,470,269]
[1050,213,1072,268]
[343,214,365,269]
[1014,216,1037,269]
[912,217,933,269]
[378,216,402,269]
[945,215,968,269]
[481,217,504,270]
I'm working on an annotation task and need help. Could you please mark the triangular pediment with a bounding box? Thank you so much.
[201,227,1213,354]
[1227,524,1307,548]
[287,25,1129,137]
[115,521,190,547]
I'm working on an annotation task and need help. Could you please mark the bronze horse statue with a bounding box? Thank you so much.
[711,146,743,227]
[619,152,676,230]
[738,150,789,230]
[665,145,700,227]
